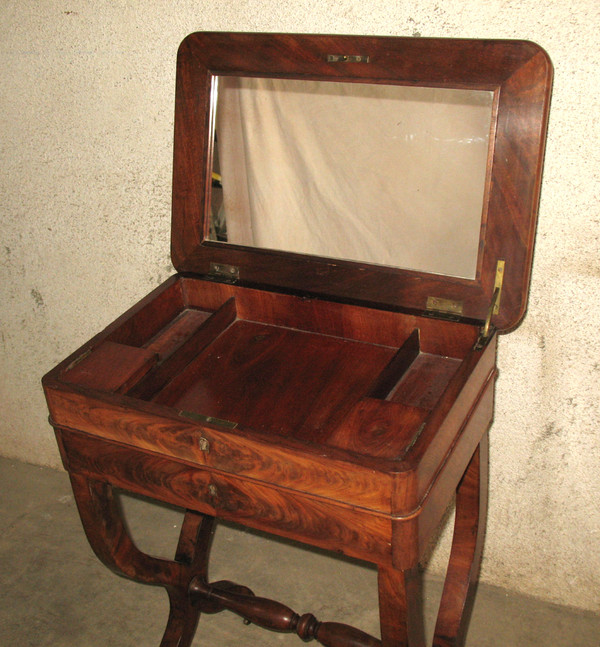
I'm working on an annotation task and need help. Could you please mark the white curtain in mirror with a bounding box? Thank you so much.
[214,77,493,279]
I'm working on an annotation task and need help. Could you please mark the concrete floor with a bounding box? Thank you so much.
[1,456,598,647]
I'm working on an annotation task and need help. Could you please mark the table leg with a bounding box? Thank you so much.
[69,473,216,647]
[378,565,426,647]
[432,433,489,647]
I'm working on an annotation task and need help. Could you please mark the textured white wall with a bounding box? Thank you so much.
[1,0,598,611]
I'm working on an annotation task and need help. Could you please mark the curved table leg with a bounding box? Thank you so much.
[433,433,489,647]
[69,473,216,647]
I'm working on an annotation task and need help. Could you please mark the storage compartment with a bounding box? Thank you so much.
[60,277,474,460]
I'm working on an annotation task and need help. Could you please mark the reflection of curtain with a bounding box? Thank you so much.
[215,78,492,279]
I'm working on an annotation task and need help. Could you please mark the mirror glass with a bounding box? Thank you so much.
[209,76,494,279]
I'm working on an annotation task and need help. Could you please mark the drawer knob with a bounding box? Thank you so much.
[198,437,210,452]
[208,484,218,498]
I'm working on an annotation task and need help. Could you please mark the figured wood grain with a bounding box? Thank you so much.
[143,307,213,358]
[46,386,396,512]
[106,276,186,347]
[327,399,427,460]
[378,566,425,647]
[69,472,186,586]
[61,342,157,393]
[69,472,216,647]
[409,336,496,501]
[190,578,382,646]
[433,434,488,647]
[42,276,183,387]
[391,377,494,570]
[181,277,476,356]
[58,428,394,564]
[388,354,462,410]
[41,32,552,647]
[160,510,215,647]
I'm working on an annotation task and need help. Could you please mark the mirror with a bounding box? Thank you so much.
[209,76,494,279]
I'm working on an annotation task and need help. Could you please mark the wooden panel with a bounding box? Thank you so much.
[181,277,477,356]
[327,398,428,460]
[391,378,495,570]
[61,342,157,393]
[413,338,495,493]
[390,335,497,515]
[105,277,185,347]
[42,275,183,385]
[389,354,462,410]
[155,319,397,441]
[128,298,237,400]
[414,381,494,557]
[143,307,213,358]
[59,428,394,565]
[367,329,420,399]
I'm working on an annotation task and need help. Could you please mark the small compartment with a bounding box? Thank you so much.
[387,353,462,409]
[61,341,157,393]
[61,280,220,394]
[142,308,214,359]
[323,329,463,459]
[127,298,237,400]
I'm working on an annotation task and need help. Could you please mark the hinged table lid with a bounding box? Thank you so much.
[171,32,552,331]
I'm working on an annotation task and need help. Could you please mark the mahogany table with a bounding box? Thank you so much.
[43,33,552,646]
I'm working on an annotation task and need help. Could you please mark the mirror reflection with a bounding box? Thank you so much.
[209,77,494,279]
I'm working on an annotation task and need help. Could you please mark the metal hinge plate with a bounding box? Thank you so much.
[425,296,464,321]
[209,262,239,283]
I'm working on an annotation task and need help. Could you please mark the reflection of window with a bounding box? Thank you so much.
[213,77,494,279]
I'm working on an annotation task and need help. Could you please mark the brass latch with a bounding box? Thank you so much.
[475,260,505,349]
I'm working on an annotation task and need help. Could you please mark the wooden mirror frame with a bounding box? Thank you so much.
[171,33,552,331]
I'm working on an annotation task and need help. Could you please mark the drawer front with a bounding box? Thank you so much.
[57,427,394,566]
[46,387,394,513]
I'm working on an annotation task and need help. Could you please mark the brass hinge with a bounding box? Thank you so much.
[475,260,505,349]
[425,296,464,321]
[209,262,239,283]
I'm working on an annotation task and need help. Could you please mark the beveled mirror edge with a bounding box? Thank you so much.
[171,33,553,331]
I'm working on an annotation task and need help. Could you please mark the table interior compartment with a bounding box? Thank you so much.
[61,282,470,451]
